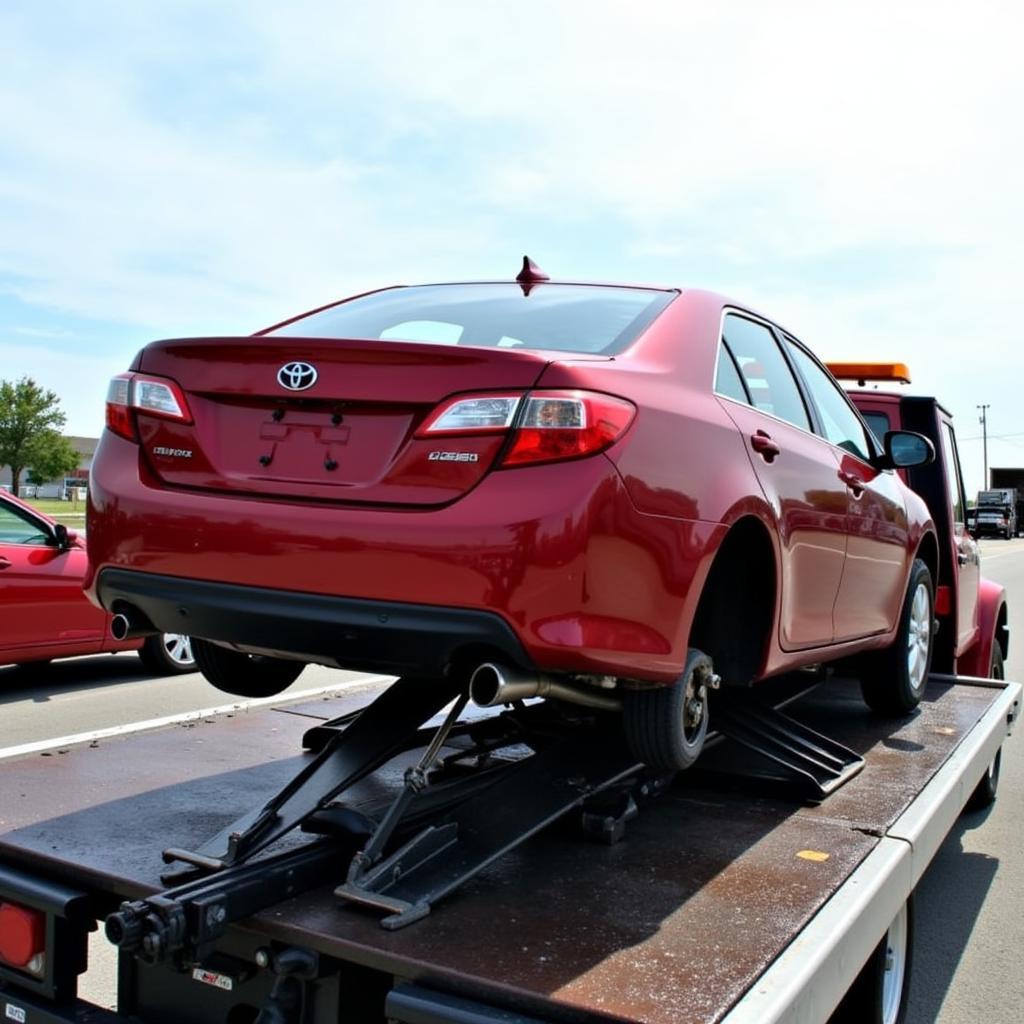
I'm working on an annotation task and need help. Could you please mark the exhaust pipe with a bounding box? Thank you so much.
[469,662,621,712]
[110,607,158,641]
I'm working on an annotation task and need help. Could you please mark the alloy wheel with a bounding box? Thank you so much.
[906,583,931,692]
[163,634,195,669]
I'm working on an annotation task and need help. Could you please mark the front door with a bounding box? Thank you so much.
[0,498,105,659]
[784,340,909,640]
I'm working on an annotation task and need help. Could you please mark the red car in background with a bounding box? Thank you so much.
[0,490,194,676]
[85,262,939,769]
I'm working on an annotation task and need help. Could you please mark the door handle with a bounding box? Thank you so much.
[750,430,780,462]
[0,556,11,569]
[839,470,865,497]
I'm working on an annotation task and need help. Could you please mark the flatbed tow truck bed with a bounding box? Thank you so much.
[0,674,1019,1024]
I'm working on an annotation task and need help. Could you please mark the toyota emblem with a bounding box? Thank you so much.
[277,361,318,391]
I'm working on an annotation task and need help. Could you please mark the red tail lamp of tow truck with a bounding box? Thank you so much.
[0,899,46,976]
[0,871,92,1003]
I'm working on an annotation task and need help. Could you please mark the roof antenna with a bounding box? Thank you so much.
[516,255,550,296]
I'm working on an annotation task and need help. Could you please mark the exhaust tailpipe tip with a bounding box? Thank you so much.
[469,662,622,712]
[469,663,539,707]
[110,608,157,642]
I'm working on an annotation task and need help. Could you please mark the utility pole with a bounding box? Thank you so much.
[978,404,990,489]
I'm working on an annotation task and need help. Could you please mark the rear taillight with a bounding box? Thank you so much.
[418,389,635,467]
[105,372,193,441]
[0,900,46,976]
[416,394,522,435]
[502,391,635,466]
[105,374,135,440]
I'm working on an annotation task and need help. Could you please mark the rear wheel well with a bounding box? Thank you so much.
[689,518,776,687]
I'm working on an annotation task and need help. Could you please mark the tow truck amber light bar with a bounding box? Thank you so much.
[826,361,912,385]
[105,372,194,441]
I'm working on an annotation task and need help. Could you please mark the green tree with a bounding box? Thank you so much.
[26,432,80,490]
[0,377,71,497]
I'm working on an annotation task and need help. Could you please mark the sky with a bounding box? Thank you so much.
[1,1,1022,492]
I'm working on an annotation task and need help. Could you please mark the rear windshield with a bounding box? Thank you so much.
[265,283,675,355]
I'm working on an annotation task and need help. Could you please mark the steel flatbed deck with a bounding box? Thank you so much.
[0,674,1018,1024]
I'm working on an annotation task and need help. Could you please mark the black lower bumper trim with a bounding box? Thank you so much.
[96,569,530,677]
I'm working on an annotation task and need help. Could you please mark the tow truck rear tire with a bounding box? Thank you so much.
[623,649,711,771]
[965,644,1004,811]
[833,896,914,1024]
[192,638,306,698]
[860,559,934,716]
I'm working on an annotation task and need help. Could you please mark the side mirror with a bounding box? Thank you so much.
[879,430,935,469]
[51,523,78,551]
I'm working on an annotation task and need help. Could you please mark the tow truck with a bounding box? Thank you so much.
[0,364,1018,1024]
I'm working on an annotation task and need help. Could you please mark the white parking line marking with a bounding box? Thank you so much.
[0,675,394,762]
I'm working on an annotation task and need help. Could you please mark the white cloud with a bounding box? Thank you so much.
[0,0,1021,486]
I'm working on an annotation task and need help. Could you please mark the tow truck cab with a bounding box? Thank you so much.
[828,362,1009,680]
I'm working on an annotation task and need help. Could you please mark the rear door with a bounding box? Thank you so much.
[0,497,105,659]
[714,313,848,649]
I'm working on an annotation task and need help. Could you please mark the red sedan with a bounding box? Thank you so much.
[85,262,938,768]
[0,491,194,676]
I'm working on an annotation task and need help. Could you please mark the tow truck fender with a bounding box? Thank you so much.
[957,577,1008,677]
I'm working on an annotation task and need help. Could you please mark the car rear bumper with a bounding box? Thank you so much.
[96,568,530,677]
[86,432,724,682]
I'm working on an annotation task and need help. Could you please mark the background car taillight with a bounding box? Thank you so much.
[0,900,46,977]
[418,389,635,467]
[105,372,193,441]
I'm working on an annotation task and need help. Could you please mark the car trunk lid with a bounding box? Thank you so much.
[136,336,563,506]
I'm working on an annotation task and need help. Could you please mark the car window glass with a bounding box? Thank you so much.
[940,422,966,526]
[721,315,810,429]
[0,502,50,545]
[862,412,890,446]
[378,320,464,345]
[715,342,751,403]
[785,341,873,462]
[268,283,676,356]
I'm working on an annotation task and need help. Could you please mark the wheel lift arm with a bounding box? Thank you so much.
[163,675,465,872]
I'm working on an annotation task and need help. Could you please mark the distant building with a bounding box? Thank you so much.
[0,435,97,499]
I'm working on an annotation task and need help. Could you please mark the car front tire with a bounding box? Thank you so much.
[192,638,306,698]
[860,559,934,716]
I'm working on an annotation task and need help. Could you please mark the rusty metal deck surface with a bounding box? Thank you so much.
[0,678,998,1023]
